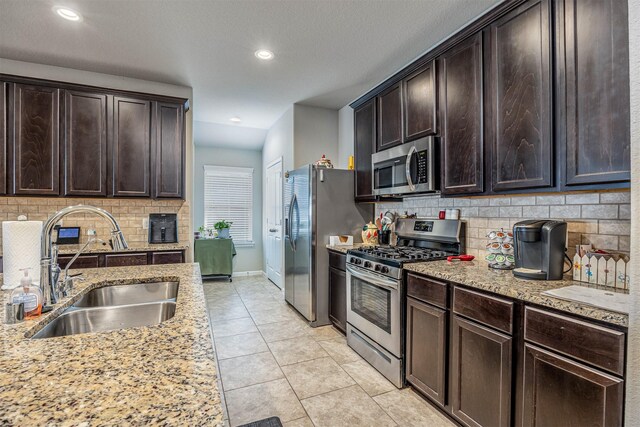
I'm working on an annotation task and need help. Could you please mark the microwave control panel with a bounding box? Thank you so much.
[416,150,429,183]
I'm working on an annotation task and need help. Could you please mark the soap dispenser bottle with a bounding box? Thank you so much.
[10,268,43,319]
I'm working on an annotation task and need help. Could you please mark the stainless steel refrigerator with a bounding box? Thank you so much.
[284,165,372,326]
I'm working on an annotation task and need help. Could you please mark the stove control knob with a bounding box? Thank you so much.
[380,266,389,274]
[355,258,362,265]
[349,257,356,264]
[364,261,372,268]
[374,264,381,271]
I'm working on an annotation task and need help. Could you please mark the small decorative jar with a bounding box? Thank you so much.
[362,222,379,245]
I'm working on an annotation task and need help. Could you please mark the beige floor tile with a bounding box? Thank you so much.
[373,389,455,426]
[282,357,355,399]
[219,351,284,391]
[211,317,258,338]
[341,360,396,397]
[208,305,251,322]
[307,325,341,341]
[258,320,310,343]
[282,417,315,427]
[225,378,306,427]
[301,385,396,427]
[250,306,300,325]
[318,337,361,365]
[215,332,269,360]
[268,336,329,366]
[242,298,284,312]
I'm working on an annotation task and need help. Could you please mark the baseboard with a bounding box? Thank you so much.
[232,270,264,277]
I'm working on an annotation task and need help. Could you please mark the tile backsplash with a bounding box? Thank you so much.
[0,197,190,247]
[377,191,631,259]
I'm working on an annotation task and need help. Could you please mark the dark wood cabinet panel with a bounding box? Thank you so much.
[559,0,630,186]
[329,266,347,333]
[406,273,447,309]
[10,83,60,195]
[57,254,100,269]
[403,61,437,141]
[522,344,623,427]
[328,250,346,272]
[450,315,512,427]
[112,96,151,197]
[354,100,376,201]
[453,287,513,334]
[439,34,484,195]
[153,102,184,198]
[489,0,553,192]
[377,82,403,151]
[64,90,108,196]
[406,297,447,406]
[151,250,184,265]
[104,252,148,267]
[0,82,6,195]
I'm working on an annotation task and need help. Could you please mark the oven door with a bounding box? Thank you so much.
[346,264,401,356]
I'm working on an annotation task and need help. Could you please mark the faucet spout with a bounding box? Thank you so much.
[40,205,129,306]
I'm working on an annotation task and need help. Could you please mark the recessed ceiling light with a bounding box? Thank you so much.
[53,6,82,21]
[229,116,242,123]
[254,49,274,61]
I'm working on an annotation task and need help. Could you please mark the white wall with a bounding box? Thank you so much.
[193,146,263,273]
[338,105,355,169]
[625,0,639,422]
[293,104,339,168]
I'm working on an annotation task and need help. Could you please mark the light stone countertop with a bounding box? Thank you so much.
[405,260,628,328]
[325,243,368,254]
[0,263,223,425]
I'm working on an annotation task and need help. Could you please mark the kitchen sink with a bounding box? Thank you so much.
[32,301,177,339]
[73,281,179,307]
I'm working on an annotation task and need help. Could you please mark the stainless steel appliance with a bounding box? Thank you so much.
[346,218,464,387]
[513,220,568,280]
[284,165,371,326]
[371,136,438,197]
[149,213,178,244]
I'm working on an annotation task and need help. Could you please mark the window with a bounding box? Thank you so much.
[204,165,254,246]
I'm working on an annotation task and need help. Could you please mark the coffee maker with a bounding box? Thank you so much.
[513,220,567,280]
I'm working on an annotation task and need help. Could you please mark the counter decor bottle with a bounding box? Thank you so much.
[9,268,43,319]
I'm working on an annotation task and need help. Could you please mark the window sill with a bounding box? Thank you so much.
[234,242,255,248]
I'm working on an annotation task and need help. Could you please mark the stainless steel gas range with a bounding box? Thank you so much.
[345,218,465,388]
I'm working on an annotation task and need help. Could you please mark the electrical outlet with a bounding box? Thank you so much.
[142,218,149,230]
[87,229,96,236]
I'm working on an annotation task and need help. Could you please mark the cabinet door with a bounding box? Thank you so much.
[489,0,552,191]
[559,0,630,185]
[112,96,151,197]
[354,100,376,202]
[450,315,512,427]
[153,102,184,198]
[439,33,484,195]
[10,83,60,195]
[0,82,6,195]
[151,251,184,265]
[57,254,100,270]
[406,297,447,406]
[377,82,403,151]
[329,266,347,333]
[104,253,148,267]
[522,344,623,427]
[64,90,108,196]
[403,61,437,141]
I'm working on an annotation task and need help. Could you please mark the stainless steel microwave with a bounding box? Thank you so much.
[371,136,437,196]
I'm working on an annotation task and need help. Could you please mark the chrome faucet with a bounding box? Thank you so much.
[57,237,105,298]
[40,205,128,306]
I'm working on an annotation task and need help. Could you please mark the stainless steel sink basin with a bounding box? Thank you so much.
[32,301,176,339]
[73,281,179,308]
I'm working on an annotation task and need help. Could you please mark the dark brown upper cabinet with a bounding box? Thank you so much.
[558,0,630,186]
[439,33,484,195]
[488,0,553,192]
[64,90,108,196]
[153,102,184,198]
[403,61,437,141]
[0,82,6,195]
[354,99,376,202]
[376,82,403,151]
[10,83,60,195]
[112,96,151,197]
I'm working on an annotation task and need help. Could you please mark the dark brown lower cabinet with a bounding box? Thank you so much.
[58,255,100,270]
[522,344,624,427]
[328,266,347,333]
[450,314,512,427]
[151,250,184,265]
[104,253,148,267]
[55,249,185,269]
[406,296,447,406]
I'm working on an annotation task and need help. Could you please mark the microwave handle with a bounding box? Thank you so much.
[405,145,417,191]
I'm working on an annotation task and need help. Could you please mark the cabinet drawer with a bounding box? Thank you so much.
[58,255,100,269]
[453,287,513,334]
[328,251,346,271]
[151,251,184,265]
[524,307,625,376]
[104,253,148,267]
[407,273,447,309]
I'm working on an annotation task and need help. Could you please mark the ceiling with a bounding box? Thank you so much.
[0,0,502,136]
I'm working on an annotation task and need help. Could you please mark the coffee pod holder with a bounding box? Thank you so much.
[485,229,515,270]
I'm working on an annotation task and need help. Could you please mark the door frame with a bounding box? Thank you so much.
[265,156,284,288]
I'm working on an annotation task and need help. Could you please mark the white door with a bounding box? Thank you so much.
[266,158,283,288]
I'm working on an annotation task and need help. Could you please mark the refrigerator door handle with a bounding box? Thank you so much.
[288,194,297,251]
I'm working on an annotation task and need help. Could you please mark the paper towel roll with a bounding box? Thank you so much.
[2,220,43,290]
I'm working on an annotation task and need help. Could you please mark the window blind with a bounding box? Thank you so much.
[203,165,254,246]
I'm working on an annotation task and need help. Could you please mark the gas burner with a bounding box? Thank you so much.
[353,246,452,263]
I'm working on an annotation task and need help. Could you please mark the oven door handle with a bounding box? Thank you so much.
[405,145,417,192]
[347,265,398,290]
